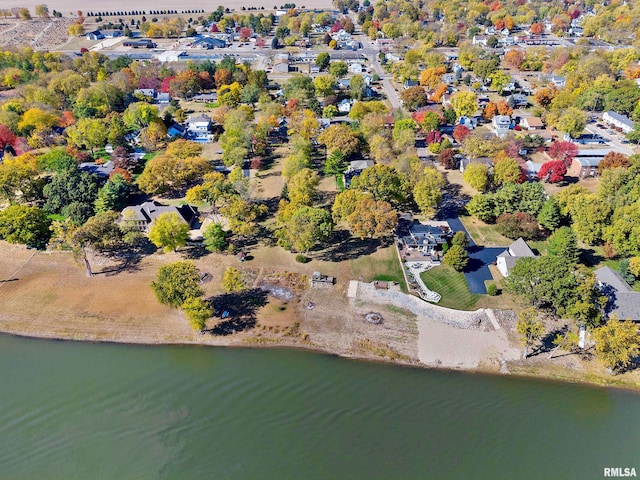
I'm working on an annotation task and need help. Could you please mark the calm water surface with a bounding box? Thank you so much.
[0,334,639,479]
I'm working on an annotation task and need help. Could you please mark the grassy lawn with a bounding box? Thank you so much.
[335,175,345,191]
[350,246,406,291]
[458,215,511,247]
[420,265,480,311]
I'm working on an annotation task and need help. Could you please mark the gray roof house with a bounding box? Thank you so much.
[121,201,197,232]
[496,237,536,277]
[595,266,640,322]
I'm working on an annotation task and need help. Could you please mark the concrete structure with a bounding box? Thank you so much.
[603,111,635,134]
[595,267,640,322]
[496,238,536,278]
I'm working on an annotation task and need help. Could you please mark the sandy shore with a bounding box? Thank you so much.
[10,0,333,12]
[418,318,520,369]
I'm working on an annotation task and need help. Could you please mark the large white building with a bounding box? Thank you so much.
[602,111,635,134]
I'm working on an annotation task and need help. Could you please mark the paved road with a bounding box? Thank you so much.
[446,216,506,295]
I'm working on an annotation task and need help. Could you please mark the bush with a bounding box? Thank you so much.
[295,254,310,263]
[486,283,498,296]
[496,212,539,239]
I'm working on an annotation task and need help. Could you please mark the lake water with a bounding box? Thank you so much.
[0,334,639,479]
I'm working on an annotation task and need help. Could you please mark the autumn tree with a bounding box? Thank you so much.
[413,167,445,216]
[351,164,409,205]
[182,296,212,332]
[151,261,203,307]
[452,125,471,144]
[594,318,640,372]
[345,196,397,239]
[0,153,43,203]
[137,154,211,195]
[538,160,567,183]
[450,91,477,119]
[443,245,468,272]
[493,157,522,186]
[317,123,360,157]
[599,152,630,171]
[516,307,545,359]
[534,87,556,109]
[219,197,267,238]
[419,66,446,89]
[548,141,577,166]
[288,168,320,207]
[555,107,588,138]
[276,205,333,252]
[463,162,490,192]
[496,212,539,239]
[222,267,245,292]
[0,205,51,249]
[503,49,525,69]
[148,212,190,253]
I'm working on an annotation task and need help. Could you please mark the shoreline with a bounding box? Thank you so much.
[3,325,640,393]
[0,244,639,392]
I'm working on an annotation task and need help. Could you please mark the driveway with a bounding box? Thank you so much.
[445,216,505,295]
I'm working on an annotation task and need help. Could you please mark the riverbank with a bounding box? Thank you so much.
[1,242,639,390]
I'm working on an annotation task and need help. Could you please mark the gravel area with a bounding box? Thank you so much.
[356,281,490,330]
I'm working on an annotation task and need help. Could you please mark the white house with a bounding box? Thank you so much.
[603,111,635,134]
[472,35,488,46]
[492,115,511,137]
[349,62,364,74]
[496,238,536,277]
[338,98,352,113]
[187,114,212,135]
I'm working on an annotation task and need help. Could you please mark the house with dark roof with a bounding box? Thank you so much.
[496,238,536,277]
[398,221,452,256]
[121,201,197,232]
[595,267,640,322]
[79,161,115,178]
[343,159,373,187]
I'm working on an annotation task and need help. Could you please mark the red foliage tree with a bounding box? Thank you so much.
[538,160,567,183]
[0,124,17,150]
[250,156,263,170]
[239,27,252,40]
[160,76,174,93]
[138,77,161,90]
[13,137,31,155]
[211,24,219,33]
[426,130,442,144]
[496,212,540,239]
[438,148,456,169]
[548,140,577,166]
[453,124,471,143]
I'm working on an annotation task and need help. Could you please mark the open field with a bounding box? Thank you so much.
[12,0,333,13]
[458,215,511,247]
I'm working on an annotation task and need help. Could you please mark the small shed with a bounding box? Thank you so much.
[310,271,335,288]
